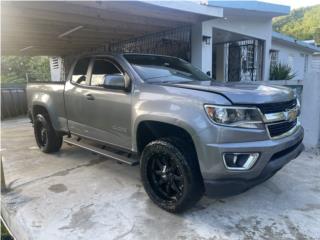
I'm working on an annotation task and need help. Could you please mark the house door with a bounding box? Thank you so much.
[228,43,241,82]
[227,40,263,82]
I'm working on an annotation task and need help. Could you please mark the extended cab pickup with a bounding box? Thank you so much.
[27,54,304,212]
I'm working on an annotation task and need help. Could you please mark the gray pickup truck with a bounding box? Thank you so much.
[27,53,304,212]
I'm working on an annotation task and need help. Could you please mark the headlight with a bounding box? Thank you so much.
[204,105,263,129]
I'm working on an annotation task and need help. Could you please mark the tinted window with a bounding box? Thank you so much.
[124,54,211,83]
[91,59,122,87]
[71,58,90,85]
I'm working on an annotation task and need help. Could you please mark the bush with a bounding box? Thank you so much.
[269,63,296,80]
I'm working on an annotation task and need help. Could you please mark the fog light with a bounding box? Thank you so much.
[223,153,259,170]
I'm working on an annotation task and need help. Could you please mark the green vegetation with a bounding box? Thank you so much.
[1,221,13,240]
[273,5,320,44]
[269,63,296,80]
[1,56,51,86]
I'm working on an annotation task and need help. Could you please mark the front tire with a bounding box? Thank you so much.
[140,137,204,213]
[34,113,62,153]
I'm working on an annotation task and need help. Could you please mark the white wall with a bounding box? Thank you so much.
[191,22,213,76]
[301,71,320,148]
[197,15,273,81]
[191,23,204,70]
[256,78,320,148]
[312,54,320,72]
[271,40,313,80]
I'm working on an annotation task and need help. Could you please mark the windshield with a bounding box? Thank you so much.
[123,54,212,83]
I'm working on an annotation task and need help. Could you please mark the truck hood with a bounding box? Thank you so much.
[169,81,295,104]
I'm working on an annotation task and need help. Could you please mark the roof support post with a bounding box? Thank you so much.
[263,22,272,81]
[191,22,213,77]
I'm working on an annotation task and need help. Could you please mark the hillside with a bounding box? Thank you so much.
[273,4,320,44]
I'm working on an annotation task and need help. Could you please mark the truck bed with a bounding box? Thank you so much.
[26,81,68,132]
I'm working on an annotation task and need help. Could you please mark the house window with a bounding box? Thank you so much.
[288,55,294,69]
[304,55,309,73]
[51,57,59,69]
[270,49,279,67]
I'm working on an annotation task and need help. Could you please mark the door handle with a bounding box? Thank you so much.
[86,94,95,100]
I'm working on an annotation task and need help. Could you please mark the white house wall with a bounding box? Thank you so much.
[192,15,273,81]
[271,40,313,80]
[311,54,320,72]
[191,22,213,76]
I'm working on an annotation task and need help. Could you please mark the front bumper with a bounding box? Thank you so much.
[201,126,304,198]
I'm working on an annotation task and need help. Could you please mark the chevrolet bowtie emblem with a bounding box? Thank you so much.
[284,108,298,121]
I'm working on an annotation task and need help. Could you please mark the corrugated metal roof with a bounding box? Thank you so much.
[1,1,223,56]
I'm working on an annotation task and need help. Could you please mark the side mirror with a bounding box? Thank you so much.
[103,73,131,92]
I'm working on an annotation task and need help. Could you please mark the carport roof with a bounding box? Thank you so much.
[209,1,290,17]
[1,1,223,56]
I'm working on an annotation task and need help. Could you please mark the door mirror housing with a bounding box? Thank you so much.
[103,73,131,92]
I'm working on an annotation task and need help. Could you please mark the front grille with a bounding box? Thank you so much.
[257,99,297,114]
[267,119,297,138]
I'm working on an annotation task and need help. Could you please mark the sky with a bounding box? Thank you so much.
[263,0,319,9]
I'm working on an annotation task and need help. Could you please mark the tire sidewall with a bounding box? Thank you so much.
[140,139,201,212]
[34,113,62,153]
[34,114,50,151]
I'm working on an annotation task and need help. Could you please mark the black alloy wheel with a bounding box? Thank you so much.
[148,152,185,201]
[140,137,204,213]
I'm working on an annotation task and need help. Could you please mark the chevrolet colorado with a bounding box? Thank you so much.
[27,54,304,212]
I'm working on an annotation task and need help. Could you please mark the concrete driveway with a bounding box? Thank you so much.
[1,117,320,240]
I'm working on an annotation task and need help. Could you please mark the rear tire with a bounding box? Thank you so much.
[140,137,204,213]
[34,113,62,153]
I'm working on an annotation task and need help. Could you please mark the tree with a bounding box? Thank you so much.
[315,28,320,45]
[1,56,51,86]
[273,5,320,43]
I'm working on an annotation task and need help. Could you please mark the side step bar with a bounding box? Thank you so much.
[64,137,139,166]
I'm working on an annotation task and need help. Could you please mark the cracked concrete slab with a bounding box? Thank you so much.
[1,117,320,240]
